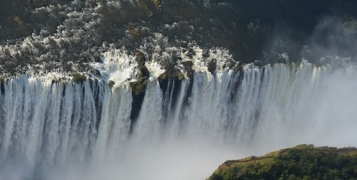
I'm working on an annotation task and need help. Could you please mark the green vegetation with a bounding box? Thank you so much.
[13,15,32,37]
[72,73,86,84]
[208,145,357,180]
[130,76,148,95]
[129,51,149,95]
[177,72,185,81]
[152,0,162,11]
[158,69,185,81]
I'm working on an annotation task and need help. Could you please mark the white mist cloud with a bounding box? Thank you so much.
[36,138,241,180]
[303,16,357,65]
[308,68,357,147]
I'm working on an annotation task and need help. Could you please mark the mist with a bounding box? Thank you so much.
[308,67,357,147]
[304,17,357,64]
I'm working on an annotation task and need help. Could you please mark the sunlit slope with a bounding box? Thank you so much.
[208,145,357,180]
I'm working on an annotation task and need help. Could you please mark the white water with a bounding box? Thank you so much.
[1,61,357,180]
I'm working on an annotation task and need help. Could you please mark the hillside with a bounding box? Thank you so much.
[208,145,357,180]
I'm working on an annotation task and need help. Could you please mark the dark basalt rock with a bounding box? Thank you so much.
[0,76,4,83]
[1,0,357,77]
[129,50,149,95]
[108,80,115,89]
[181,61,194,79]
[207,59,217,74]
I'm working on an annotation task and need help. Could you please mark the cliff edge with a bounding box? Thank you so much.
[208,144,357,180]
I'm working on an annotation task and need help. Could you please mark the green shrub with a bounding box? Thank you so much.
[130,77,148,95]
[72,73,86,84]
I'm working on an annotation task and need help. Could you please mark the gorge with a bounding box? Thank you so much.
[0,0,357,179]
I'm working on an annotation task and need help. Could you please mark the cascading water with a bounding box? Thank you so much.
[1,0,357,179]
[1,53,357,179]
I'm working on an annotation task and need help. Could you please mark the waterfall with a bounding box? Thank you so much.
[0,61,357,180]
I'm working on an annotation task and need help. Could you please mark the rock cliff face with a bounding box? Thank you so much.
[208,145,357,180]
[1,0,357,77]
[1,0,357,104]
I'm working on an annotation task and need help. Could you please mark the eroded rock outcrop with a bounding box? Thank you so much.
[129,50,149,95]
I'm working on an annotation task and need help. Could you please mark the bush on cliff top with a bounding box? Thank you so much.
[208,145,357,180]
[72,73,86,84]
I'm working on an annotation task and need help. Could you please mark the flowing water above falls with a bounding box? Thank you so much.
[1,62,357,180]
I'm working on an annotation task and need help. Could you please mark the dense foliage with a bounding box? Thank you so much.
[72,72,86,83]
[208,145,357,180]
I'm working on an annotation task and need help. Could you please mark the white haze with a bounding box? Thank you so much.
[308,67,357,147]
